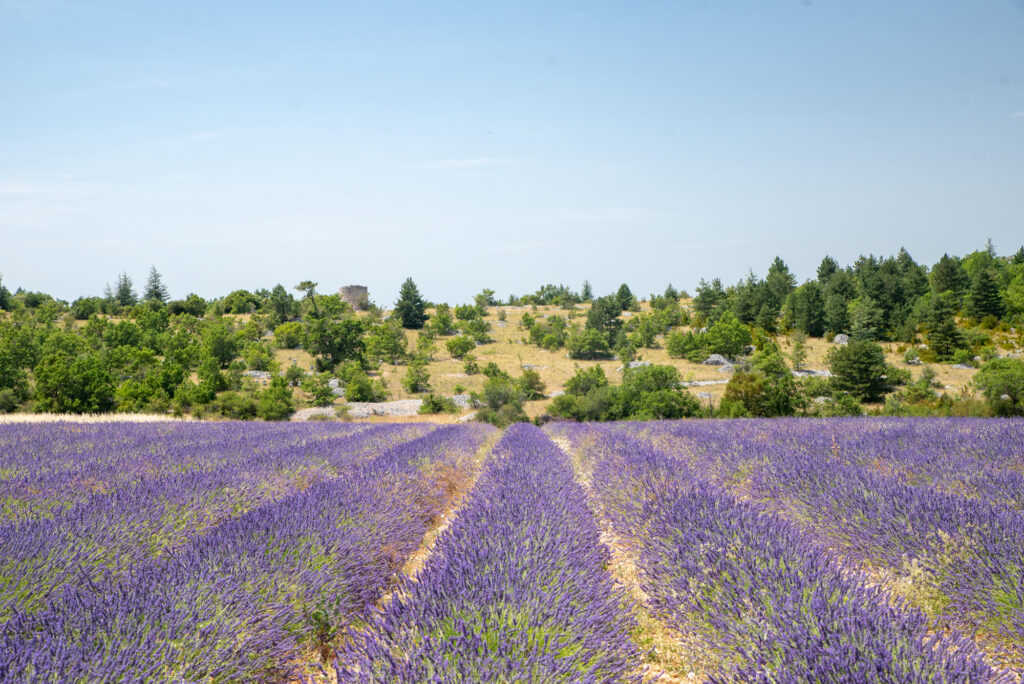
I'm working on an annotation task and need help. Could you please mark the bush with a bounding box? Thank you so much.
[517,369,546,400]
[974,357,1024,416]
[446,335,476,359]
[419,394,459,414]
[566,329,612,360]
[401,362,431,393]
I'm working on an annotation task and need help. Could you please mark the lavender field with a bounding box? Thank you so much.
[0,418,1022,682]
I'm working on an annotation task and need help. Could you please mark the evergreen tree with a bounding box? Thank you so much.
[109,272,138,307]
[966,268,1005,320]
[765,256,796,312]
[615,283,635,311]
[924,293,965,361]
[827,339,888,402]
[816,256,840,283]
[930,254,968,297]
[1012,246,1024,265]
[663,283,679,300]
[295,281,320,319]
[581,280,593,301]
[142,266,169,304]
[394,277,428,329]
[786,281,826,337]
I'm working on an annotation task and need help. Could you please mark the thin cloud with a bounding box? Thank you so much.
[406,157,519,170]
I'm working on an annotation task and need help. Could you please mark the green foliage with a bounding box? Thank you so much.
[428,304,458,336]
[167,294,207,317]
[584,296,622,342]
[446,335,476,359]
[241,343,275,372]
[922,293,966,362]
[549,364,701,422]
[786,281,826,337]
[401,361,431,393]
[303,373,336,407]
[564,365,609,396]
[517,369,546,400]
[974,357,1024,416]
[566,329,613,360]
[705,312,751,359]
[308,318,367,369]
[201,321,240,367]
[142,266,169,304]
[473,376,528,427]
[827,339,889,402]
[462,354,479,375]
[344,373,389,403]
[419,393,459,414]
[33,336,116,413]
[615,283,636,312]
[266,284,296,326]
[394,277,428,329]
[966,268,1005,321]
[273,321,304,349]
[221,289,261,314]
[107,272,138,307]
[0,348,29,411]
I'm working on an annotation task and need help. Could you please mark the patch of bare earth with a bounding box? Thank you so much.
[552,436,711,683]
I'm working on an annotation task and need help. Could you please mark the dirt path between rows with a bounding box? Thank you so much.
[551,435,709,683]
[292,430,500,684]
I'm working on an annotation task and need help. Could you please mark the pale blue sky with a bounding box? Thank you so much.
[2,1,1023,305]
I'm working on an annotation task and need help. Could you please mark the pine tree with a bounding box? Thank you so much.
[143,266,169,303]
[581,280,593,301]
[394,278,428,329]
[966,268,1005,320]
[295,281,319,319]
[111,272,137,307]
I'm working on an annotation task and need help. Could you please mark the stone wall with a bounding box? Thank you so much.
[339,285,369,311]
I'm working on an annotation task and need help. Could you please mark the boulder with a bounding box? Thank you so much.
[703,354,731,366]
[833,334,850,346]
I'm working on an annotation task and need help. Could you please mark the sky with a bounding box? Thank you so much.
[2,1,1023,306]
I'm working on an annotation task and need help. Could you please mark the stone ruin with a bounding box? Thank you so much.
[339,285,369,311]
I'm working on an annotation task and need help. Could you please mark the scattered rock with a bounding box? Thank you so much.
[290,407,337,422]
[951,363,975,370]
[792,369,832,377]
[833,334,850,346]
[327,378,341,389]
[458,412,477,423]
[616,361,651,371]
[906,358,923,366]
[344,399,424,418]
[813,396,831,405]
[451,394,472,409]
[680,380,729,387]
[549,390,566,398]
[696,392,712,400]
[703,354,731,366]
[242,370,272,380]
[717,364,735,373]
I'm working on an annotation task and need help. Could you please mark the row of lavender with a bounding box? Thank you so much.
[338,424,639,682]
[0,422,425,623]
[624,418,1024,668]
[1,423,491,682]
[0,421,430,522]
[555,424,1006,681]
